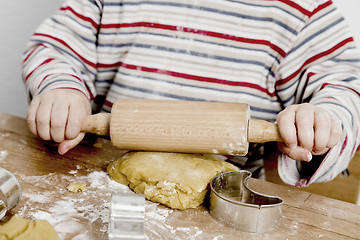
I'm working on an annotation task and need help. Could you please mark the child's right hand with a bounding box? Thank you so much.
[276,103,342,162]
[26,89,91,155]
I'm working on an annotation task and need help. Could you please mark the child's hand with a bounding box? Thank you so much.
[276,103,342,161]
[26,89,91,155]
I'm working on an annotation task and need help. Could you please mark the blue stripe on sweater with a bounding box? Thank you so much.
[110,71,279,102]
[104,1,301,33]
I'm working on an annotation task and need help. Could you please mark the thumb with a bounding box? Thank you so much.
[58,132,86,155]
[277,142,312,162]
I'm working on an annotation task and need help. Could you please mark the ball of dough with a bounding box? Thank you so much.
[107,151,238,210]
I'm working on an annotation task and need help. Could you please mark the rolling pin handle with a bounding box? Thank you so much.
[248,119,283,143]
[81,113,111,136]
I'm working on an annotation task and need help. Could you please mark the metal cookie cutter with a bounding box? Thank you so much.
[0,168,22,220]
[210,170,283,233]
[109,193,145,240]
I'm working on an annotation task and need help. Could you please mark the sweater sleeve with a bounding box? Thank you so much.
[22,0,103,101]
[276,1,360,187]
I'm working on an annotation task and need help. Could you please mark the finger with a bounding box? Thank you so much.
[58,132,85,155]
[295,107,314,151]
[27,98,41,136]
[278,142,312,162]
[313,110,331,153]
[65,103,87,140]
[35,100,53,141]
[50,101,69,143]
[277,107,298,149]
[327,117,342,148]
[311,148,329,156]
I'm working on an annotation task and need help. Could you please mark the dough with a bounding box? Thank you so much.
[107,151,238,210]
[0,214,59,240]
[66,183,86,192]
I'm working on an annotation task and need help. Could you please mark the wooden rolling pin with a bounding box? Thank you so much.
[81,99,282,155]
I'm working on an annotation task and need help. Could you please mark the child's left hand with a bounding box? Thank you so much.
[276,103,342,161]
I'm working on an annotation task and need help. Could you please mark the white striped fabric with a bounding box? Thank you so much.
[22,0,360,186]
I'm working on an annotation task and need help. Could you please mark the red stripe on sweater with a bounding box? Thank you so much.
[60,6,98,29]
[38,73,94,100]
[98,61,275,97]
[101,22,286,57]
[276,37,354,86]
[56,87,92,100]
[33,33,97,69]
[311,1,333,16]
[104,100,113,108]
[62,74,94,100]
[38,73,55,88]
[38,73,84,87]
[23,44,46,64]
[265,0,312,16]
[320,83,360,98]
[25,58,55,83]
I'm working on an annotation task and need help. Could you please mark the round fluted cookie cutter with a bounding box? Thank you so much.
[0,168,21,220]
[210,170,283,233]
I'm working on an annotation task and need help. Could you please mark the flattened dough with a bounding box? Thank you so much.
[0,214,59,240]
[107,151,238,210]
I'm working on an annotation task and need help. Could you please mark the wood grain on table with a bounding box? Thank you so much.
[0,112,359,239]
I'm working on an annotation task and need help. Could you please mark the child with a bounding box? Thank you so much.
[23,0,360,187]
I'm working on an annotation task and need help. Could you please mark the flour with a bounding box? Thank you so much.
[15,169,225,240]
[222,142,243,155]
[212,149,220,154]
[0,133,10,138]
[176,227,191,233]
[32,211,53,222]
[145,202,173,221]
[286,220,299,236]
[69,170,78,175]
[321,221,331,230]
[191,227,203,239]
[145,202,180,238]
[72,232,92,240]
[22,192,52,204]
[0,150,8,162]
[17,170,130,239]
[144,200,219,240]
[212,236,224,240]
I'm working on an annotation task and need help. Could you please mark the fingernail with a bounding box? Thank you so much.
[58,147,68,155]
[304,150,312,162]
[289,144,297,149]
[313,149,324,154]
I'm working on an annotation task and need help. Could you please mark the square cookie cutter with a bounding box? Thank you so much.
[108,193,145,240]
[0,168,22,220]
[210,170,283,233]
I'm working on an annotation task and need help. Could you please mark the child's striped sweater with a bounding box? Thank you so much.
[23,0,360,186]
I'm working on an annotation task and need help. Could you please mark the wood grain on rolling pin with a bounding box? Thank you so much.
[82,99,282,155]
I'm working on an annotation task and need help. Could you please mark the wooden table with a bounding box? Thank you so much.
[0,112,359,239]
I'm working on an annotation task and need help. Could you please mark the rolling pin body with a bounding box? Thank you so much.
[81,99,282,155]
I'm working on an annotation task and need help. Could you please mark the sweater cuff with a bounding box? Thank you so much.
[277,142,344,187]
[33,74,92,100]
